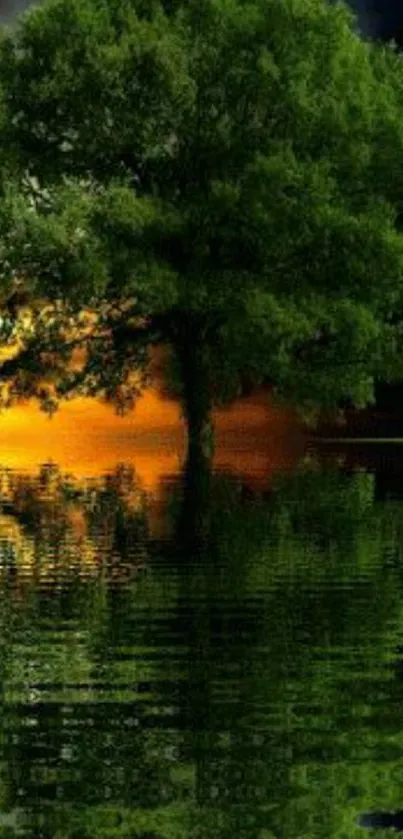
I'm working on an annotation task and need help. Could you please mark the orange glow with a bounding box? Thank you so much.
[0,387,306,490]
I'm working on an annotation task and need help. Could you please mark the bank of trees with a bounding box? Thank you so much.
[0,0,402,452]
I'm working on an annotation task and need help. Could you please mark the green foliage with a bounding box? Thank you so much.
[0,0,403,427]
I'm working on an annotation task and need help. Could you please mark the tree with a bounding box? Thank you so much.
[0,0,402,453]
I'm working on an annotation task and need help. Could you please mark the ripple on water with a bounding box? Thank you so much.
[0,460,400,837]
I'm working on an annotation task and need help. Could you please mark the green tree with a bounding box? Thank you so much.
[0,0,402,453]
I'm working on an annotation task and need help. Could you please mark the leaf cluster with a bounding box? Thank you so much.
[0,0,402,413]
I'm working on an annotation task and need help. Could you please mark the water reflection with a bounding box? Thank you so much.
[0,456,402,835]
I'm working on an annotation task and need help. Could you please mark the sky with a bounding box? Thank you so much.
[0,0,403,39]
[0,0,34,22]
[347,0,403,41]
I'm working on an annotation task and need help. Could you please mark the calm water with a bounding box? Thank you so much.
[0,448,402,837]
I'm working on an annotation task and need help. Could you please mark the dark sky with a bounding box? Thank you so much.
[0,0,401,35]
[347,0,403,42]
[0,1,402,40]
[0,0,36,22]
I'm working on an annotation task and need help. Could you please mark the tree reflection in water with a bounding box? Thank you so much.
[0,462,150,587]
[0,459,400,836]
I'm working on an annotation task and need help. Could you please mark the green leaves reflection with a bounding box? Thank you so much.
[0,461,400,836]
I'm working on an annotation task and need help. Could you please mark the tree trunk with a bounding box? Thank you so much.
[177,445,212,554]
[182,344,214,461]
[172,315,214,461]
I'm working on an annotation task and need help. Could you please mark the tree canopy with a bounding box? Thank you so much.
[0,0,402,450]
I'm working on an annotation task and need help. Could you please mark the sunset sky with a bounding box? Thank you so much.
[0,387,306,488]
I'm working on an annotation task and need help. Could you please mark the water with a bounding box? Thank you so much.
[0,451,402,837]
